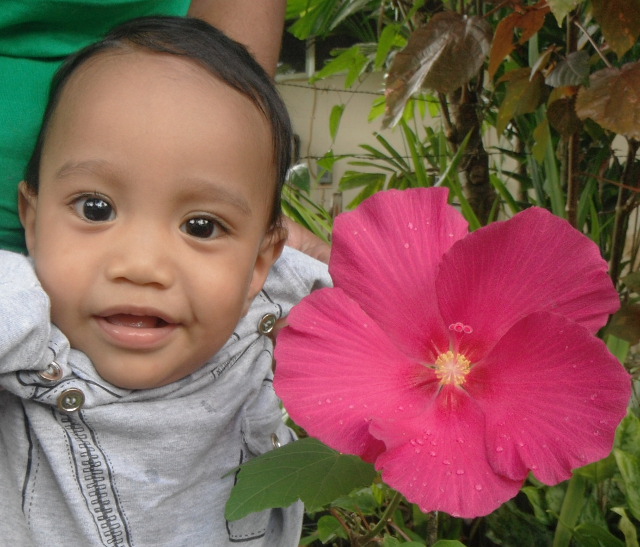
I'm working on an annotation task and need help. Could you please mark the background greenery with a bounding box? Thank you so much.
[239,1,640,544]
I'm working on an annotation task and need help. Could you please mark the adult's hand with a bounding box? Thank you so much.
[283,216,331,265]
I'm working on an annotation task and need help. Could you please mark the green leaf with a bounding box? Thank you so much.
[607,334,631,366]
[433,541,467,547]
[614,449,640,521]
[572,522,625,547]
[532,118,550,163]
[225,437,377,520]
[339,171,386,191]
[521,485,552,525]
[311,44,369,86]
[616,412,640,457]
[329,104,346,141]
[496,69,545,134]
[486,501,553,546]
[547,0,581,25]
[288,163,311,193]
[317,514,347,542]
[574,452,618,482]
[376,24,404,70]
[611,507,640,547]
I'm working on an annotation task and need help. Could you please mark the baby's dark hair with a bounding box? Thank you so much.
[24,15,293,228]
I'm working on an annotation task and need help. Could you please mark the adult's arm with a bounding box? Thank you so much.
[187,0,287,77]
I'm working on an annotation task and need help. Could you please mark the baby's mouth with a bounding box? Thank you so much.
[105,314,169,328]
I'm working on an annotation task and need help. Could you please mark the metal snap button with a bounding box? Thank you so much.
[271,433,281,449]
[57,388,85,413]
[258,313,277,335]
[38,361,63,384]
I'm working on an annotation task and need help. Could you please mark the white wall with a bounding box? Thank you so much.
[277,71,409,214]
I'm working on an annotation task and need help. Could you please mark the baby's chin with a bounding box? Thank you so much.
[88,352,209,391]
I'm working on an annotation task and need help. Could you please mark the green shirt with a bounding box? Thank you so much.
[0,0,190,252]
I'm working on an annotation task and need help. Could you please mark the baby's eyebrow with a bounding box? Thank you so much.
[55,159,115,180]
[178,177,252,216]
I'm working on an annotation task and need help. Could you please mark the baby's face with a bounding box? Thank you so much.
[21,51,282,389]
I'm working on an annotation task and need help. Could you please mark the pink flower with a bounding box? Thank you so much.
[274,188,631,518]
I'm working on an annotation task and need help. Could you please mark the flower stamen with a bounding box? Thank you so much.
[434,351,472,386]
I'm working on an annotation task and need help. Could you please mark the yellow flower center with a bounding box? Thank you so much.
[434,351,472,386]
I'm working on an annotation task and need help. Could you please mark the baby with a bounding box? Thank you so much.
[0,16,329,546]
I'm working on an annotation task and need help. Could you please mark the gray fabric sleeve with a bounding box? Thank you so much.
[0,251,53,374]
[262,245,332,316]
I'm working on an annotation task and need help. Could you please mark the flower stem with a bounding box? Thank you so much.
[358,489,404,544]
[552,474,587,547]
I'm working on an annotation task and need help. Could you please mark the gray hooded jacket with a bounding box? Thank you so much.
[0,247,330,546]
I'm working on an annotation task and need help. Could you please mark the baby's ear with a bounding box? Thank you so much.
[18,182,38,255]
[243,224,287,315]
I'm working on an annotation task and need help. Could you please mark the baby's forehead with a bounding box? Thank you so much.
[49,48,274,153]
[61,49,248,105]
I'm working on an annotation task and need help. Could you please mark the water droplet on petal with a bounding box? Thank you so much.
[325,398,331,404]
[415,448,421,454]
[442,459,451,465]
[407,222,414,229]
[403,242,410,249]
[496,446,504,453]
[590,393,598,400]
[456,469,465,475]
[429,451,437,457]
[475,484,483,491]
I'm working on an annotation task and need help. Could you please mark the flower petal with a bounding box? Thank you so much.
[372,386,522,518]
[436,207,619,360]
[274,287,440,462]
[329,188,468,361]
[466,311,631,485]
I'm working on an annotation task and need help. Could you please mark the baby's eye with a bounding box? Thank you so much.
[72,195,115,222]
[181,217,225,239]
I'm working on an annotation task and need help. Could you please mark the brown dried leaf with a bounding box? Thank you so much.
[592,0,640,59]
[548,97,582,137]
[383,11,492,128]
[605,303,640,345]
[488,2,550,79]
[622,271,640,293]
[575,61,640,139]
